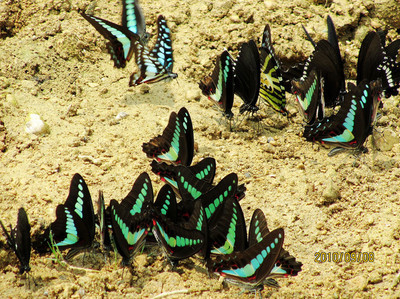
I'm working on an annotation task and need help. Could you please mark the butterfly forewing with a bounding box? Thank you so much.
[209,197,247,255]
[122,0,148,43]
[259,24,287,115]
[81,12,138,68]
[234,40,261,114]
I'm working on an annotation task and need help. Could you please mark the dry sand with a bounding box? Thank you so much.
[0,0,399,297]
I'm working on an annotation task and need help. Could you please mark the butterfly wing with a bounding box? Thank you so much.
[357,31,400,97]
[64,173,95,246]
[151,157,216,191]
[154,184,178,220]
[234,40,261,114]
[209,197,247,255]
[199,50,235,118]
[81,12,138,68]
[122,0,148,42]
[259,24,287,115]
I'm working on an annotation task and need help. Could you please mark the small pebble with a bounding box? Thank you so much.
[115,111,129,120]
[25,114,50,135]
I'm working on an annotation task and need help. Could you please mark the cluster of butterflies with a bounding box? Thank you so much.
[0,107,302,295]
[199,24,288,120]
[81,0,177,86]
[200,17,400,155]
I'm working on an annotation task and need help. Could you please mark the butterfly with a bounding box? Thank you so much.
[248,209,302,282]
[199,50,235,119]
[33,174,95,259]
[151,157,216,192]
[233,40,261,114]
[291,68,325,124]
[81,0,149,68]
[109,172,153,265]
[207,226,284,292]
[142,107,194,166]
[0,208,31,274]
[129,15,177,86]
[303,79,382,155]
[152,199,207,263]
[300,39,345,108]
[301,15,346,106]
[357,31,400,98]
[259,24,288,115]
[97,190,112,252]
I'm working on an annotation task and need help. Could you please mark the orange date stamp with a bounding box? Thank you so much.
[314,251,374,263]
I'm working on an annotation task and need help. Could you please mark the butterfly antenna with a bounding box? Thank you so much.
[301,25,316,48]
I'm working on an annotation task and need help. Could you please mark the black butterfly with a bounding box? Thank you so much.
[248,209,302,282]
[207,227,284,292]
[142,107,194,166]
[259,24,288,115]
[151,157,216,193]
[0,208,31,274]
[129,15,177,86]
[81,0,148,68]
[199,50,235,119]
[109,172,153,266]
[97,190,112,251]
[300,39,345,108]
[292,68,325,124]
[234,40,261,114]
[301,15,346,105]
[357,31,400,98]
[303,79,382,155]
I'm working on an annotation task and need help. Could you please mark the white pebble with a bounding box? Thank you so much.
[25,114,50,135]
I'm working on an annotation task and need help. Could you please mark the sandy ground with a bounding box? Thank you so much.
[0,0,400,298]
